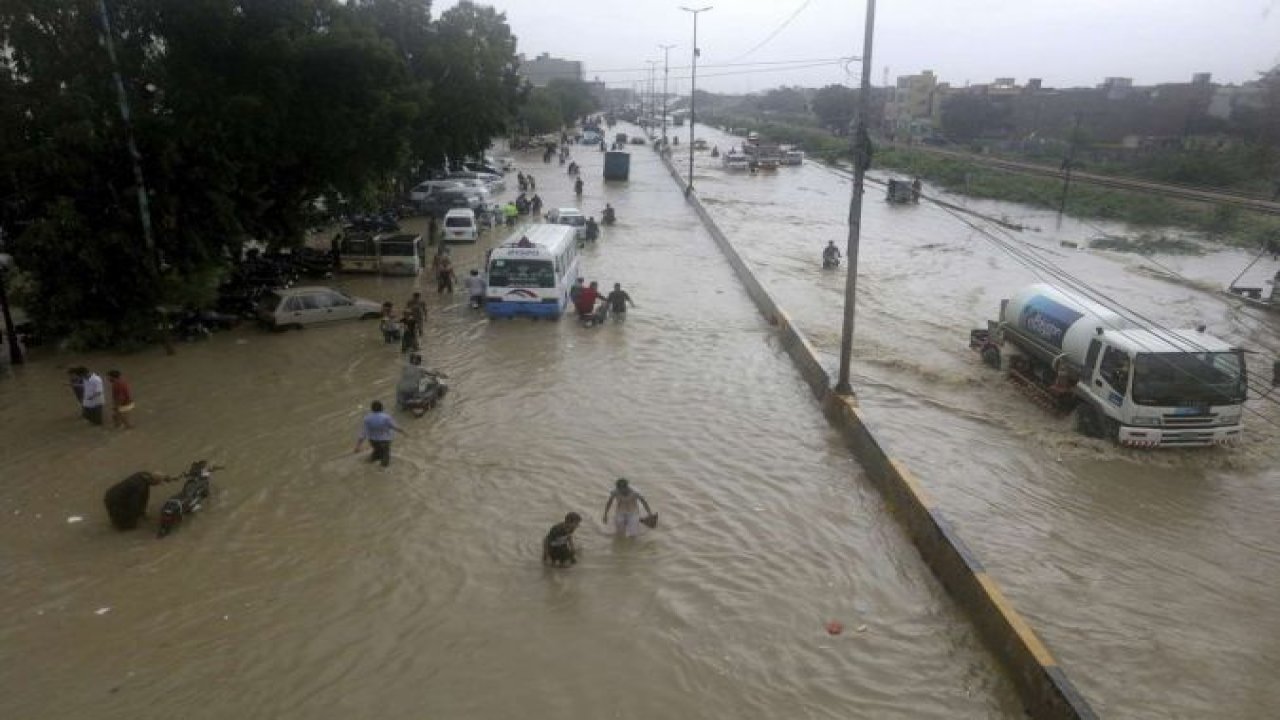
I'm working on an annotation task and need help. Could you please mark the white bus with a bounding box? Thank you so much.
[337,231,379,273]
[376,233,424,276]
[485,224,580,319]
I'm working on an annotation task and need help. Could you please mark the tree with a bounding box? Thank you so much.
[518,88,563,135]
[756,86,807,115]
[941,94,1012,141]
[544,78,598,126]
[0,0,520,347]
[811,84,856,131]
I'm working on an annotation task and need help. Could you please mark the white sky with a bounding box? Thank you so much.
[435,0,1280,93]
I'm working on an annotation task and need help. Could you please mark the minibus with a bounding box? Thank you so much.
[485,225,580,319]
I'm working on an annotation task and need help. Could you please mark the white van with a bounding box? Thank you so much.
[442,208,479,243]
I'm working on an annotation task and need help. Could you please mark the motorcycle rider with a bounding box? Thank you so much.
[601,204,616,225]
[822,241,841,268]
[574,177,584,197]
[584,217,600,243]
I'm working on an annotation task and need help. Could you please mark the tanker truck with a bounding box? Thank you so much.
[969,284,1246,448]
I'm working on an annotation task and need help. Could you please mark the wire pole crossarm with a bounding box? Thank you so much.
[834,0,876,395]
[681,5,712,196]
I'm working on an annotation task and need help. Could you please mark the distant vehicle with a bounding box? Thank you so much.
[546,207,587,240]
[446,170,505,193]
[485,224,581,319]
[256,286,382,330]
[461,161,503,177]
[722,150,750,171]
[442,208,479,243]
[420,188,486,218]
[629,137,646,146]
[337,231,380,273]
[409,180,464,204]
[377,234,424,276]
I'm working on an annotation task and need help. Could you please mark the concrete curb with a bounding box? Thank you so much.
[657,148,1098,719]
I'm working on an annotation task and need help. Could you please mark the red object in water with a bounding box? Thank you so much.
[825,621,844,635]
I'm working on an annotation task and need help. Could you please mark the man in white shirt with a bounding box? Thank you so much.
[79,368,105,426]
[464,270,487,309]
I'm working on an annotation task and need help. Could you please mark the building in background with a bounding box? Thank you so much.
[885,70,944,140]
[517,52,583,88]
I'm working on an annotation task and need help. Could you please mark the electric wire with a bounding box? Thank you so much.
[726,0,813,63]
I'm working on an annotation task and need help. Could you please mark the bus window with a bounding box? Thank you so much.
[489,259,554,288]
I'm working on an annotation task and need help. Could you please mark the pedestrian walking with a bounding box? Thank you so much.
[107,370,135,429]
[606,283,635,321]
[602,478,656,537]
[68,367,86,406]
[406,292,427,337]
[436,254,457,294]
[78,368,105,426]
[380,302,401,343]
[527,174,536,191]
[464,270,487,309]
[400,312,420,353]
[353,400,407,468]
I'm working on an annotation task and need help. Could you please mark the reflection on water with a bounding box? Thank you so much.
[0,136,1021,719]
[686,123,1280,718]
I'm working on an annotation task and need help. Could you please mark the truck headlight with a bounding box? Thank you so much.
[1218,410,1242,424]
[1130,416,1161,426]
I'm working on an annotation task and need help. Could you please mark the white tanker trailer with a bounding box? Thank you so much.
[969,284,1246,448]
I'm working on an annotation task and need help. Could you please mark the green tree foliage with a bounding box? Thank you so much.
[518,87,564,135]
[543,78,599,127]
[755,86,808,115]
[0,0,523,347]
[810,84,856,131]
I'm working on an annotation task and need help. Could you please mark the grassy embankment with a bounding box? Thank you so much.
[700,113,1280,253]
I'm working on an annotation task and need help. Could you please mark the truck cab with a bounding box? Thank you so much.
[1076,329,1245,447]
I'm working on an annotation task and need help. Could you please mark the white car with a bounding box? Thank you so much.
[256,286,382,330]
[410,180,464,203]
[546,207,587,241]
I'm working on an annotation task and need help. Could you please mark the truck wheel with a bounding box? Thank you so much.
[1075,404,1104,439]
[980,345,1001,369]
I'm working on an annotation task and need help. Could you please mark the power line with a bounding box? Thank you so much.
[727,0,813,63]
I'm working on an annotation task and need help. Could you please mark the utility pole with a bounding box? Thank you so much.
[647,60,659,131]
[681,5,713,195]
[659,44,675,147]
[1057,112,1081,230]
[834,0,876,395]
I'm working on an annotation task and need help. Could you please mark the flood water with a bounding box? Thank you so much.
[0,139,1026,718]
[682,125,1280,718]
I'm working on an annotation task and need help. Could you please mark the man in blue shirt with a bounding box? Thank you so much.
[353,401,406,467]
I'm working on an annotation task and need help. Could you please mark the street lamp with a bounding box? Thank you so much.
[680,5,712,196]
[659,44,676,148]
[0,250,23,366]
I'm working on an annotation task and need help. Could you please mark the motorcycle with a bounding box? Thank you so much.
[822,254,841,269]
[601,208,616,226]
[400,371,449,418]
[157,460,221,538]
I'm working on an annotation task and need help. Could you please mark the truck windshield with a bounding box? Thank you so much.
[379,241,416,257]
[1132,352,1246,406]
[488,259,554,288]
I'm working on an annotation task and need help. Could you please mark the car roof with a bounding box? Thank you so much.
[555,207,583,215]
[274,286,345,296]
[444,208,475,217]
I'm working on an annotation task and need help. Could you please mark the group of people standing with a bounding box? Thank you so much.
[68,366,134,429]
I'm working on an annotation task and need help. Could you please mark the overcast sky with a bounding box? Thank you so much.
[435,0,1280,94]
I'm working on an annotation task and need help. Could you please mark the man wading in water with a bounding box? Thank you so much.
[602,478,656,537]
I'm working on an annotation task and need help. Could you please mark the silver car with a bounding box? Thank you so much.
[256,286,382,330]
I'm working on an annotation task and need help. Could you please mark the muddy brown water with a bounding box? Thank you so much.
[686,126,1280,718]
[0,139,1025,718]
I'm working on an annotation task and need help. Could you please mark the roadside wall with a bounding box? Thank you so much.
[657,148,1098,720]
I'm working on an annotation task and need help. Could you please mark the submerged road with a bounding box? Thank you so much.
[681,123,1280,719]
[0,137,1023,718]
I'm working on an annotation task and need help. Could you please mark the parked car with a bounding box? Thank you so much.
[546,207,587,241]
[461,161,503,177]
[420,189,486,219]
[442,208,479,243]
[256,286,382,330]
[446,170,505,193]
[409,180,465,203]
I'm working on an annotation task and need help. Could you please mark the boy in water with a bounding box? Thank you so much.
[543,512,582,567]
[103,471,172,530]
[602,478,655,538]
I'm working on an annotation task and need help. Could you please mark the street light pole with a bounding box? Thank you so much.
[646,60,659,132]
[681,5,712,196]
[659,45,675,147]
[834,0,876,395]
